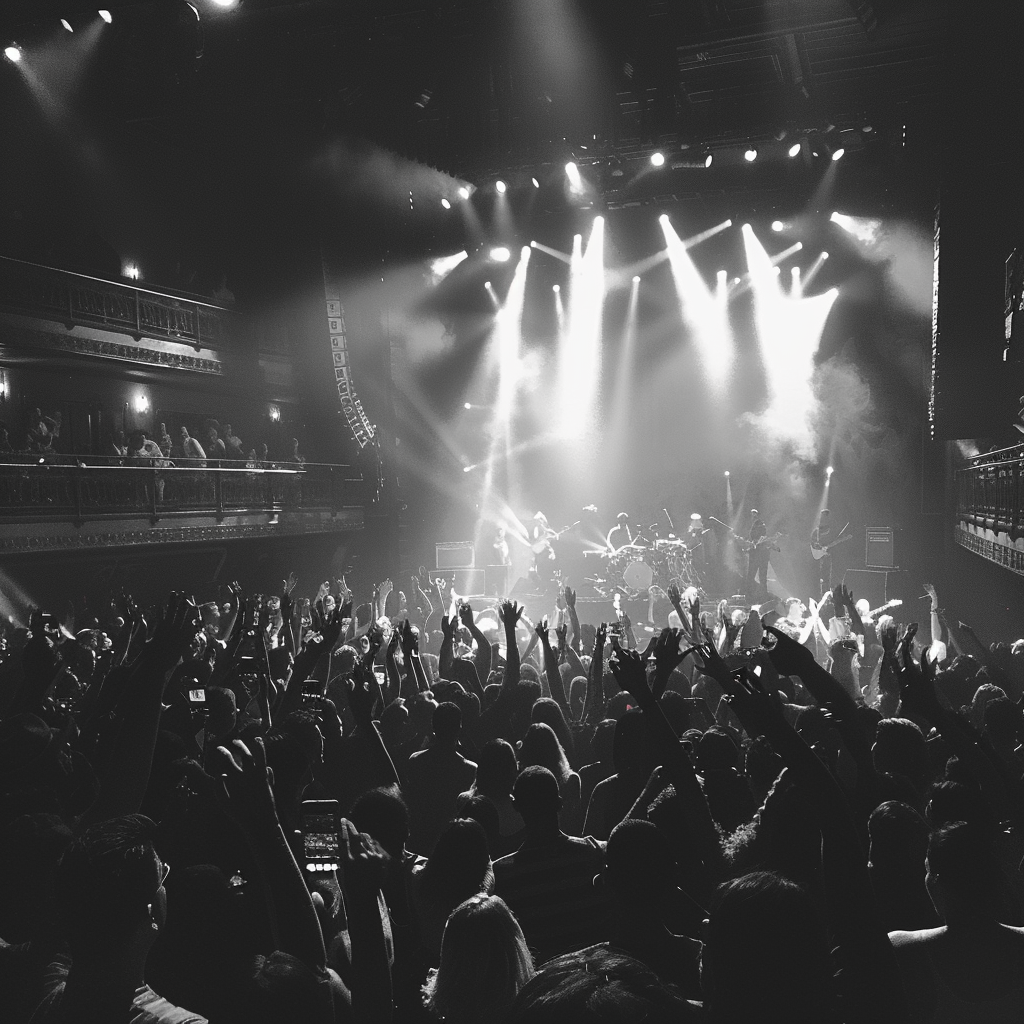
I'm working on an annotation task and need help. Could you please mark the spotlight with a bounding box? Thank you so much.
[463,465,473,473]
[632,275,640,284]
[531,177,540,188]
[489,247,511,262]
[565,162,583,191]
[132,392,149,414]
[717,270,727,280]
[744,148,757,162]
[99,9,112,23]
[724,470,730,477]
[650,152,665,167]
[826,465,834,475]
[703,152,713,168]
[4,44,21,62]
[210,0,239,6]
[495,180,507,194]
[123,263,140,280]
[464,402,472,410]
[791,266,799,275]
[268,404,281,422]
[658,213,670,225]
[440,198,451,209]
[788,142,801,158]
[771,220,784,232]
[821,251,829,260]
[483,281,491,288]
[552,284,560,293]
[831,148,845,162]
[61,18,73,31]
[457,186,471,200]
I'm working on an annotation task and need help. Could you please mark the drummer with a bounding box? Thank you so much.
[605,511,636,554]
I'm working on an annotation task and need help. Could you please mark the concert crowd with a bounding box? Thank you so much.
[2,570,1024,1024]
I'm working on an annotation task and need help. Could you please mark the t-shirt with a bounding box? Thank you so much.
[494,834,608,963]
[401,746,477,855]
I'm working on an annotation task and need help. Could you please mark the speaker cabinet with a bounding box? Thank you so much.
[450,568,486,595]
[865,527,895,569]
[436,541,475,569]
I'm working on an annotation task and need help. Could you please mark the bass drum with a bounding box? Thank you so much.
[622,559,654,592]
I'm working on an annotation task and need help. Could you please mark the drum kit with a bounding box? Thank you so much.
[584,537,704,599]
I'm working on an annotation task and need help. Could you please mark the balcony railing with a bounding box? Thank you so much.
[0,459,364,522]
[0,255,236,350]
[954,443,1024,575]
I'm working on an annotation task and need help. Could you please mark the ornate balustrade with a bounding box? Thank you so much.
[955,443,1024,575]
[0,459,363,522]
[0,255,236,349]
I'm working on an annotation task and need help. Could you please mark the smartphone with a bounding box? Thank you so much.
[188,688,207,708]
[300,799,340,873]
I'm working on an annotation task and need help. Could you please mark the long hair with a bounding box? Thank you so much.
[418,818,494,913]
[423,895,534,1023]
[518,722,572,787]
[531,697,575,763]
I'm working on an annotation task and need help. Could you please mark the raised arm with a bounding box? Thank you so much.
[498,600,524,697]
[459,602,493,682]
[584,623,607,725]
[535,619,569,712]
[564,586,581,652]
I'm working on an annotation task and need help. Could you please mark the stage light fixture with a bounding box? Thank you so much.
[61,18,73,31]
[724,470,730,477]
[565,162,583,191]
[490,247,511,262]
[268,404,281,422]
[771,220,784,232]
[826,465,834,475]
[531,177,540,188]
[440,198,451,209]
[744,148,757,162]
[717,270,727,280]
[788,142,801,158]
[704,152,713,168]
[658,213,670,225]
[463,465,472,473]
[650,152,665,167]
[210,0,239,6]
[821,251,829,260]
[4,44,21,62]
[632,275,640,283]
[552,284,560,292]
[99,10,112,23]
[495,180,507,194]
[124,263,140,280]
[831,148,845,162]
[464,402,472,410]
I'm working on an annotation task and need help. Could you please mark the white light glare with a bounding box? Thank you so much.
[490,247,511,262]
[826,465,834,475]
[4,45,21,62]
[771,220,784,232]
[458,186,471,200]
[650,152,665,167]
[788,142,801,158]
[495,180,507,194]
[565,162,583,191]
[441,198,451,209]
[632,275,641,284]
[704,153,713,168]
[124,263,140,280]
[99,10,112,23]
[821,252,829,260]
[429,250,468,282]
[744,148,757,162]
[464,402,472,410]
[831,148,845,162]
[531,177,540,188]
[552,284,560,293]
[61,19,74,31]
[724,470,730,477]
[133,392,149,414]
[210,0,240,6]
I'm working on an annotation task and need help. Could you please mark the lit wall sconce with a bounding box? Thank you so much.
[133,392,149,414]
[268,404,281,422]
[123,263,140,281]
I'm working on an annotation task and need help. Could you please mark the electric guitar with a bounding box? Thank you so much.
[530,520,580,555]
[739,530,786,554]
[810,532,853,560]
[866,598,903,619]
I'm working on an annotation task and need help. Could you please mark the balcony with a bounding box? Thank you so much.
[0,254,237,352]
[955,443,1024,575]
[0,459,367,555]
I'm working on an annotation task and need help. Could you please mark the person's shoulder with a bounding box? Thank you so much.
[131,985,208,1023]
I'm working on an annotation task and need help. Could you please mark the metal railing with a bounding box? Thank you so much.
[955,443,1024,537]
[0,255,236,349]
[0,459,363,521]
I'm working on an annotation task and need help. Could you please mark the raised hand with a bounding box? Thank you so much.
[440,612,455,640]
[143,592,201,671]
[608,646,653,704]
[555,623,568,650]
[337,576,352,601]
[717,598,729,626]
[316,580,330,604]
[210,736,277,829]
[653,627,688,675]
[498,600,524,628]
[722,665,786,738]
[691,639,735,692]
[897,639,943,722]
[346,662,379,726]
[339,819,389,892]
[281,573,298,597]
[535,617,551,644]
[379,578,394,601]
[400,619,419,656]
[594,622,608,653]
[564,586,577,610]
[458,602,475,630]
[667,584,682,608]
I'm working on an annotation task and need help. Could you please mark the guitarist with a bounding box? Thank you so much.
[744,508,776,602]
[530,511,558,580]
[810,508,836,592]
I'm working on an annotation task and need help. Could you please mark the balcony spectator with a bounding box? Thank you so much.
[157,423,173,459]
[179,427,206,466]
[259,442,271,468]
[289,438,306,466]
[111,429,128,459]
[0,424,13,454]
[224,424,244,461]
[206,427,227,465]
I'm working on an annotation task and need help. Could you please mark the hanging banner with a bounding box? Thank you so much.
[322,258,375,449]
